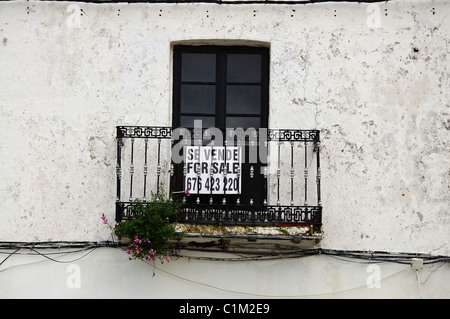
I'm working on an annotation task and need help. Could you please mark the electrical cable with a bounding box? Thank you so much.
[173,247,450,264]
[0,247,102,256]
[1,241,449,265]
[0,241,120,250]
[152,262,411,298]
[0,248,20,267]
[420,262,445,284]
[0,241,448,298]
[29,246,99,264]
[0,241,121,270]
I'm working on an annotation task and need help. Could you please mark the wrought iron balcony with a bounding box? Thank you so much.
[115,126,322,227]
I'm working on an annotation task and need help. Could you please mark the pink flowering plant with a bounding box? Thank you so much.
[109,193,183,264]
[123,235,171,263]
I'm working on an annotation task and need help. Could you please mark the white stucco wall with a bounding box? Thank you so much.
[1,246,449,299]
[0,0,448,259]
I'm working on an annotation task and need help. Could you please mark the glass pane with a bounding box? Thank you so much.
[226,85,261,114]
[227,54,261,83]
[182,53,216,82]
[181,84,215,114]
[180,116,215,129]
[226,116,260,130]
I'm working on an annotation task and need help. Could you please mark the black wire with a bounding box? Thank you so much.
[0,241,449,265]
[0,248,20,267]
[0,242,123,265]
[30,247,99,264]
[0,241,122,250]
[175,247,450,264]
[319,249,450,265]
[0,248,95,256]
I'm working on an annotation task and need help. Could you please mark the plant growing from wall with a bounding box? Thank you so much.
[102,192,183,264]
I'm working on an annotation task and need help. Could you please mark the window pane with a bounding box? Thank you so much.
[227,54,261,83]
[181,84,215,114]
[226,116,260,129]
[226,85,261,114]
[182,53,216,82]
[180,116,215,129]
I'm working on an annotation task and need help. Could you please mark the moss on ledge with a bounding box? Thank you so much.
[174,223,321,238]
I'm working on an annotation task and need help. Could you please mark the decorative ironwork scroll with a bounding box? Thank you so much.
[115,126,322,227]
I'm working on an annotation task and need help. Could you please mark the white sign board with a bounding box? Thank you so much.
[184,146,241,194]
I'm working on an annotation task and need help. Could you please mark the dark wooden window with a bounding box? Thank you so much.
[172,45,269,206]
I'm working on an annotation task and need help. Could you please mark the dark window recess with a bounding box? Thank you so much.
[172,45,269,207]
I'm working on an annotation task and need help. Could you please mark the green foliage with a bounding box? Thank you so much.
[113,194,182,262]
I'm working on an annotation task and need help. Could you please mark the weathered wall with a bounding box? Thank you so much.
[0,1,448,258]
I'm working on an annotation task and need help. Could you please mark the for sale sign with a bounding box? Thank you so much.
[184,146,242,194]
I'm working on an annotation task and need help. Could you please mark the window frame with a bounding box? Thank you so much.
[172,45,269,131]
[172,45,270,206]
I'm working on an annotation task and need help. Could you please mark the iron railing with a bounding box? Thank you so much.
[115,126,322,227]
